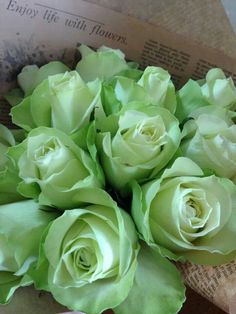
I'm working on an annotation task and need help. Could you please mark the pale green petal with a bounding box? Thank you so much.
[201,68,236,109]
[38,175,102,209]
[98,45,126,59]
[161,157,204,179]
[131,179,180,261]
[49,71,100,134]
[0,125,24,204]
[48,257,137,314]
[109,70,176,113]
[98,132,151,192]
[181,108,236,181]
[114,76,147,105]
[82,215,119,274]
[0,124,15,148]
[138,66,176,113]
[11,97,37,131]
[17,65,39,96]
[100,84,122,116]
[203,68,226,83]
[117,68,143,81]
[176,69,236,121]
[114,243,185,314]
[17,62,69,96]
[17,181,40,199]
[176,79,209,122]
[0,165,25,205]
[189,105,236,125]
[30,79,52,127]
[195,114,228,135]
[112,112,167,166]
[4,88,24,107]
[78,44,94,57]
[0,200,58,303]
[76,45,129,82]
[27,224,52,292]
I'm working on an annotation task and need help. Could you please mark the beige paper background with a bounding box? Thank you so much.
[86,0,236,58]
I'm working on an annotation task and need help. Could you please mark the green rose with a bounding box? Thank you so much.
[0,200,58,304]
[176,68,236,122]
[138,66,176,113]
[100,66,176,117]
[0,124,24,204]
[11,71,100,134]
[96,102,181,194]
[32,189,185,314]
[33,189,139,314]
[5,61,70,107]
[181,106,236,183]
[132,157,236,265]
[8,127,104,209]
[201,68,236,109]
[76,45,130,82]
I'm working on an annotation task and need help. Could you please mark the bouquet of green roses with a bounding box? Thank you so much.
[1,45,236,314]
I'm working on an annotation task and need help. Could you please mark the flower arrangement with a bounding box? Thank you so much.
[1,45,236,314]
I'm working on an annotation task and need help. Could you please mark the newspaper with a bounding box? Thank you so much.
[0,0,236,313]
[85,0,236,58]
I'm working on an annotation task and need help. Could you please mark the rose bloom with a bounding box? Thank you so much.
[8,127,104,209]
[11,71,100,135]
[181,105,236,183]
[132,157,236,265]
[96,102,180,194]
[32,190,139,314]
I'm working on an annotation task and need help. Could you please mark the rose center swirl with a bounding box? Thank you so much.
[74,247,96,271]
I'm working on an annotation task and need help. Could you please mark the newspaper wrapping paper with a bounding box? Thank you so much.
[176,261,236,313]
[1,0,236,313]
[86,0,236,58]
